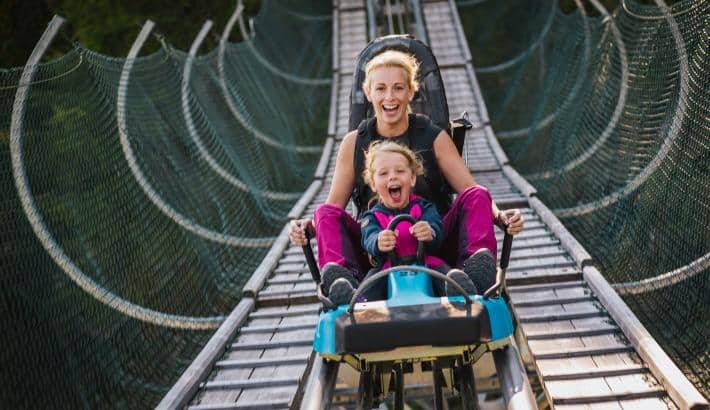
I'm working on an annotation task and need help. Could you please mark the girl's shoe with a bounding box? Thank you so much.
[445,268,478,296]
[328,278,355,306]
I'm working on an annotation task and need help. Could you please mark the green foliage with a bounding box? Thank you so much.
[0,0,262,68]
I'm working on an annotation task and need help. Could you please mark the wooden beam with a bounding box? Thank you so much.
[584,266,709,409]
[157,298,255,409]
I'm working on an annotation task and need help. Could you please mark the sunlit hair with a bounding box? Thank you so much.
[362,50,420,113]
[363,140,425,190]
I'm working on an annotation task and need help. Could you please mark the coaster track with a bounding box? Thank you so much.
[157,1,708,409]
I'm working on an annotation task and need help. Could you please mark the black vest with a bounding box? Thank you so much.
[352,114,452,218]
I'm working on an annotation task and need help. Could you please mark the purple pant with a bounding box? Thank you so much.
[313,186,497,277]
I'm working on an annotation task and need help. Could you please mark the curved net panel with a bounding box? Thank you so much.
[0,1,331,408]
[458,0,709,396]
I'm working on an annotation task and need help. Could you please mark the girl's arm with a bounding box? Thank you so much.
[417,199,444,252]
[361,212,386,266]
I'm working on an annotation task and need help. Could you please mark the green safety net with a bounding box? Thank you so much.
[458,0,709,397]
[0,0,331,408]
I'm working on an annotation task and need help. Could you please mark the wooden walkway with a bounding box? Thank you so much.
[159,1,708,409]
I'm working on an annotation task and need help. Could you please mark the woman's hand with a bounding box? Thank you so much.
[377,229,398,252]
[410,221,434,242]
[288,219,314,246]
[497,209,524,235]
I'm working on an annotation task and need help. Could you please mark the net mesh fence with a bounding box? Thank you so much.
[0,0,331,408]
[458,0,709,397]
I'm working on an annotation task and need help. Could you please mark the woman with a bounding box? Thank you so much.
[290,50,524,301]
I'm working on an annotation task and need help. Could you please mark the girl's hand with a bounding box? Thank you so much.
[410,221,434,242]
[288,219,313,246]
[377,229,397,252]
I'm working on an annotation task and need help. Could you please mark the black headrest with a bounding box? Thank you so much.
[349,35,450,132]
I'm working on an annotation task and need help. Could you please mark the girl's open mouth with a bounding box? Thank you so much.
[388,186,402,202]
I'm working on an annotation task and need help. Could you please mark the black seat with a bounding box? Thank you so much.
[349,34,450,135]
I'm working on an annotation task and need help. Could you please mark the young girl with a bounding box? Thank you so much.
[324,141,479,305]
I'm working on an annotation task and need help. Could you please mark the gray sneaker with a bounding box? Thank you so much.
[321,263,358,291]
[462,248,496,294]
[328,278,355,306]
[446,268,478,296]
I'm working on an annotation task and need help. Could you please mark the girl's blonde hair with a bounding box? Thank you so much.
[362,50,420,97]
[362,140,425,189]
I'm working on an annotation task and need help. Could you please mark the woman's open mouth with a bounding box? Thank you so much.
[382,104,399,115]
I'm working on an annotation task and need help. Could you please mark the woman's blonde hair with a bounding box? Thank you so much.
[362,50,420,96]
[362,140,425,189]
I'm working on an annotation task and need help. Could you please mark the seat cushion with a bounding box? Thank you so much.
[334,300,490,354]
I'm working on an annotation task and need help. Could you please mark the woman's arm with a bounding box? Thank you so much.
[433,130,476,193]
[288,131,357,246]
[325,130,357,208]
[433,131,524,235]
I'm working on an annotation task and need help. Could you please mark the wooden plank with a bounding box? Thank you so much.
[553,402,625,410]
[256,293,319,308]
[203,377,301,390]
[215,355,309,369]
[507,247,567,262]
[239,322,317,334]
[509,283,588,301]
[230,338,313,351]
[508,280,585,294]
[551,386,666,406]
[507,259,578,273]
[507,268,582,286]
[506,237,562,250]
[266,277,313,286]
[525,324,620,340]
[188,399,291,410]
[258,286,317,298]
[533,345,634,360]
[541,364,648,381]
[516,304,606,323]
[513,295,594,308]
[248,306,319,319]
[615,397,674,410]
